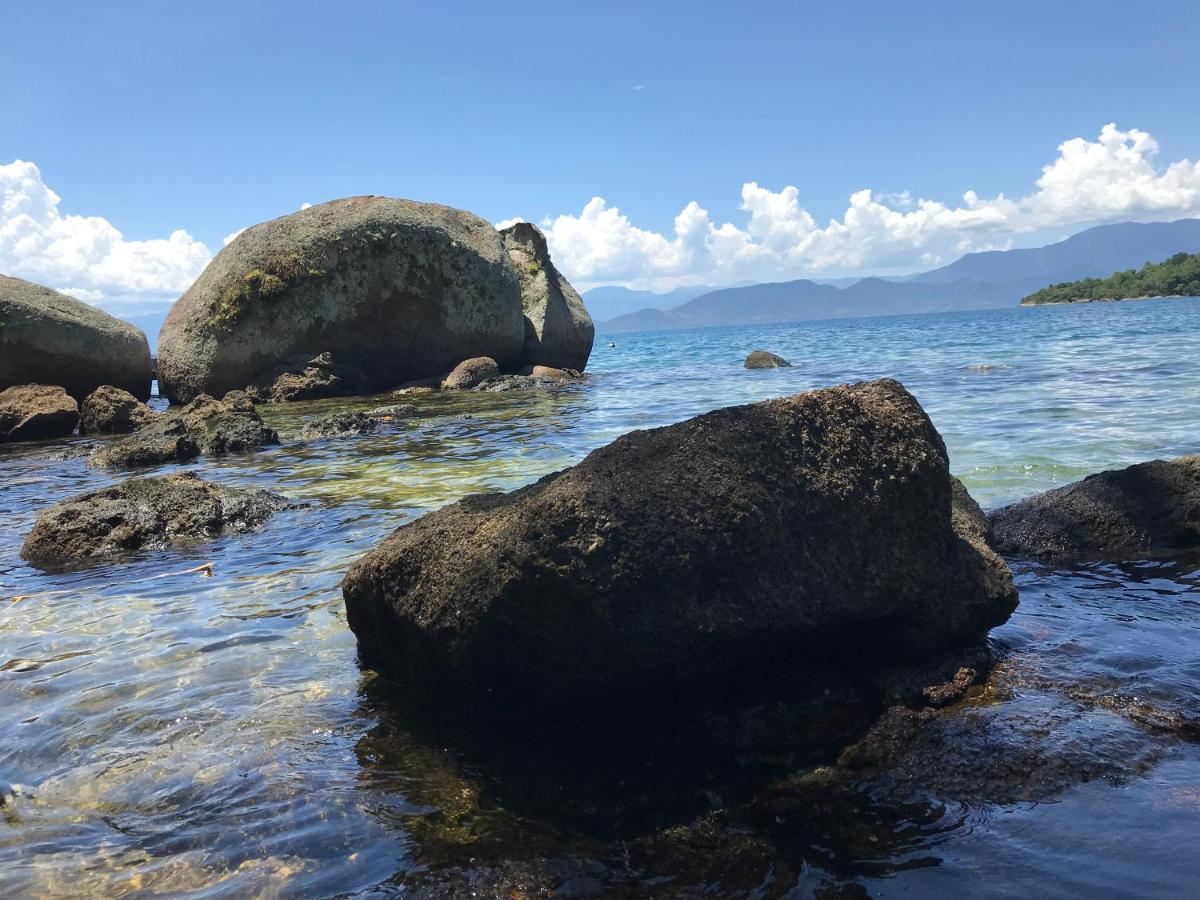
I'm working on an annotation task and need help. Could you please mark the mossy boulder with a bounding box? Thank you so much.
[79,385,157,434]
[157,197,530,403]
[745,350,792,369]
[0,275,152,400]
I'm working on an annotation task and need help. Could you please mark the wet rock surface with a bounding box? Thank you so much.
[0,274,152,400]
[744,349,792,368]
[989,455,1200,560]
[245,351,367,402]
[0,384,80,442]
[440,356,499,390]
[343,378,1017,717]
[89,393,278,468]
[21,472,294,568]
[79,385,157,434]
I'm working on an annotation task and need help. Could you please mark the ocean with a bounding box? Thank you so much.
[2,297,1199,896]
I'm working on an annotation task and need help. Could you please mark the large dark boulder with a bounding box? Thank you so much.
[21,472,293,569]
[0,275,152,400]
[89,392,277,468]
[0,384,79,441]
[989,456,1200,560]
[79,385,157,434]
[500,223,594,371]
[745,350,792,369]
[343,379,1017,713]
[157,197,529,403]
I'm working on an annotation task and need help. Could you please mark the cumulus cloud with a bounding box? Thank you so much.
[526,124,1200,289]
[0,160,212,313]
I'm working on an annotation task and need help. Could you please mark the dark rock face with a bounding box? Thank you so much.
[79,385,157,434]
[21,472,292,568]
[0,275,152,400]
[246,351,367,402]
[90,393,277,468]
[441,357,499,390]
[158,197,528,403]
[343,379,1017,714]
[0,384,79,441]
[744,350,792,369]
[472,370,585,392]
[500,222,594,371]
[989,455,1200,560]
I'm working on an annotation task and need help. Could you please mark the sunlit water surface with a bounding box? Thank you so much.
[2,299,1200,896]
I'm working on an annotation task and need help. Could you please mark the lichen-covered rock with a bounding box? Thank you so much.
[500,222,594,371]
[0,384,79,442]
[158,197,527,403]
[441,356,499,390]
[744,350,792,369]
[989,456,1200,560]
[343,379,1017,714]
[89,393,277,468]
[0,275,152,400]
[21,472,293,568]
[79,385,157,434]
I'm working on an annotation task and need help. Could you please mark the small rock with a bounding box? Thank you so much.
[744,350,792,369]
[366,404,418,419]
[79,385,156,434]
[0,384,79,442]
[299,411,379,439]
[89,394,277,468]
[248,351,367,402]
[441,357,500,390]
[21,472,294,568]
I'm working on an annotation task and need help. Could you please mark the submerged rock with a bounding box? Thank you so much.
[473,369,585,392]
[157,197,530,403]
[343,378,1017,716]
[0,274,151,400]
[988,455,1200,560]
[441,356,499,390]
[21,472,293,568]
[500,222,594,371]
[0,384,79,442]
[90,393,277,468]
[299,411,380,439]
[744,350,792,369]
[79,385,157,434]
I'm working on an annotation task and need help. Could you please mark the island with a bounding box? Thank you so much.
[1021,250,1200,305]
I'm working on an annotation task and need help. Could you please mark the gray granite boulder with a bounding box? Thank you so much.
[157,197,528,403]
[0,275,151,399]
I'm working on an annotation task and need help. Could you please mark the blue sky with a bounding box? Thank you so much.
[3,0,1199,310]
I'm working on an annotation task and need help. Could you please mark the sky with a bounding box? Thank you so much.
[2,0,1199,313]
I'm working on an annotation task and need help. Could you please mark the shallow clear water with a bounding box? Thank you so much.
[2,298,1199,897]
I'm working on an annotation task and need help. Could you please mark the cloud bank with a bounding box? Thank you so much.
[4,124,1200,313]
[0,160,212,313]
[518,124,1200,290]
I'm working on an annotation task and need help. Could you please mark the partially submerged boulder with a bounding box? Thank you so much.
[441,356,499,390]
[90,393,277,468]
[158,197,529,403]
[500,222,594,371]
[79,385,156,434]
[989,456,1200,560]
[343,378,1017,714]
[299,411,380,440]
[21,472,293,568]
[744,350,792,369]
[0,275,152,400]
[0,384,79,442]
[246,351,367,402]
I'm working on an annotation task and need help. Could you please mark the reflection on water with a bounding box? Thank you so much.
[2,299,1200,896]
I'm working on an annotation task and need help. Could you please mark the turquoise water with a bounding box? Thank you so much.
[1,298,1199,896]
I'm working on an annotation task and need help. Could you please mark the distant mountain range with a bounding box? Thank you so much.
[596,218,1200,333]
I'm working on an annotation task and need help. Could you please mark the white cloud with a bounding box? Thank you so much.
[531,124,1200,290]
[0,160,212,313]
